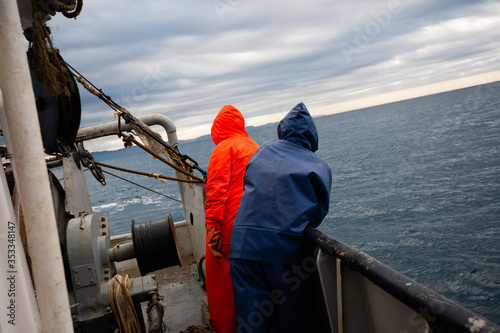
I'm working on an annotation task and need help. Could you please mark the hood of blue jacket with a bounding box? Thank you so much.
[277,102,318,152]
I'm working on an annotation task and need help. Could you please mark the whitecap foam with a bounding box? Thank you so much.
[93,202,119,212]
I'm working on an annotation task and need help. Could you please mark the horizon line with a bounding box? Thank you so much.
[310,70,500,118]
[95,70,500,152]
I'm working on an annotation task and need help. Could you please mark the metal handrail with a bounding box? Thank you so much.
[304,226,500,332]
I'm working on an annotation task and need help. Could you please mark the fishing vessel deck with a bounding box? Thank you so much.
[111,224,211,332]
[2,2,500,331]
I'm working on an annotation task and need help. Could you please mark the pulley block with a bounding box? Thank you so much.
[28,48,81,154]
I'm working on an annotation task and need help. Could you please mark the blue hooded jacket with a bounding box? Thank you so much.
[230,103,332,264]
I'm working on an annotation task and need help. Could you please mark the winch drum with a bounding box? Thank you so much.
[131,214,182,275]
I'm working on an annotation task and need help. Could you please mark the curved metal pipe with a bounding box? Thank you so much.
[77,113,179,149]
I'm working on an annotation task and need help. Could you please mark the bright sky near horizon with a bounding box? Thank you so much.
[44,0,500,151]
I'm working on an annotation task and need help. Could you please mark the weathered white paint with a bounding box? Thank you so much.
[0,1,73,331]
[467,317,486,333]
[0,99,41,332]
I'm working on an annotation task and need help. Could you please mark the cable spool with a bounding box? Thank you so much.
[28,49,81,154]
[131,214,181,275]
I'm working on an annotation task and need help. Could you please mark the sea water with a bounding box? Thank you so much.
[82,81,500,324]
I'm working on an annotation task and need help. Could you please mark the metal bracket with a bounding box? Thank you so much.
[72,264,97,288]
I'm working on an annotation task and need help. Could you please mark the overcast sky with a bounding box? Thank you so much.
[47,0,500,149]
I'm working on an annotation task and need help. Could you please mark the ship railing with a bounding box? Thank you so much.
[303,226,500,333]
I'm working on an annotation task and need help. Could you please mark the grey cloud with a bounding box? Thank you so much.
[36,0,499,139]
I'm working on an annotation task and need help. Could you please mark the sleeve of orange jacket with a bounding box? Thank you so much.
[205,142,232,229]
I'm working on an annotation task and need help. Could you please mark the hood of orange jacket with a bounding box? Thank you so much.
[211,105,248,145]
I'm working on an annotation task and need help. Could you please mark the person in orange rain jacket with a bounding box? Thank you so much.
[205,105,259,333]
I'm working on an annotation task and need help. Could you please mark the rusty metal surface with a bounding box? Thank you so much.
[305,227,500,333]
[63,155,93,217]
[66,214,115,324]
[113,250,209,332]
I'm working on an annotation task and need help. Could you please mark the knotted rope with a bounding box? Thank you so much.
[108,274,141,333]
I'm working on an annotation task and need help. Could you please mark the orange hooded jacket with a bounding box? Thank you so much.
[205,105,259,244]
[205,105,259,333]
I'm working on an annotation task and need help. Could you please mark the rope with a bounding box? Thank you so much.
[75,131,205,183]
[122,134,205,183]
[75,131,120,141]
[108,274,141,333]
[66,62,207,178]
[76,76,103,97]
[57,0,83,18]
[29,0,70,97]
[146,293,167,333]
[27,0,83,96]
[101,169,182,203]
[58,167,183,202]
[95,161,202,184]
[48,0,77,12]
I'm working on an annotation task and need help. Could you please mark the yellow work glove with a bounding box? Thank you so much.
[206,227,223,258]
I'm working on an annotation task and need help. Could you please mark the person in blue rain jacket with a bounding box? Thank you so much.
[230,102,332,333]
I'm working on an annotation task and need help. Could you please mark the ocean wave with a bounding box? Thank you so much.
[93,202,120,212]
[92,195,164,214]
